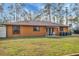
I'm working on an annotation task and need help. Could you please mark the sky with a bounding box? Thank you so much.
[1,3,72,14]
[1,3,71,13]
[0,3,43,17]
[24,3,44,11]
[0,3,76,20]
[2,3,44,12]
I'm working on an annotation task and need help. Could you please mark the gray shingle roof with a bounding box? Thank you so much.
[3,20,68,27]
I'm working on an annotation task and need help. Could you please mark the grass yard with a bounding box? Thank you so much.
[0,36,79,56]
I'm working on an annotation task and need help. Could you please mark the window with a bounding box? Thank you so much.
[60,27,63,31]
[13,25,20,34]
[33,26,40,31]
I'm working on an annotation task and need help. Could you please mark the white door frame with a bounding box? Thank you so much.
[0,25,6,38]
[47,27,52,35]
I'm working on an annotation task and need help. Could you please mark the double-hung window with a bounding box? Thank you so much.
[13,25,20,34]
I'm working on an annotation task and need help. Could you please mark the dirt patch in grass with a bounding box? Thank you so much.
[0,48,7,56]
[17,42,52,56]
[32,42,51,47]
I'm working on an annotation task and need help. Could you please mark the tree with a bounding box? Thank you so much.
[7,3,29,22]
[7,4,16,22]
[0,4,4,23]
[65,7,69,25]
[70,3,79,23]
[44,3,52,21]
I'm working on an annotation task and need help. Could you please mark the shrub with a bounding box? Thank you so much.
[74,30,79,34]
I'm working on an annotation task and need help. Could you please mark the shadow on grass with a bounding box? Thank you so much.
[0,35,79,41]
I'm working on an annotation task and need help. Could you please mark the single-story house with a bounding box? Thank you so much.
[0,21,69,38]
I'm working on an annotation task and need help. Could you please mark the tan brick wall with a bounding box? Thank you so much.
[6,25,47,37]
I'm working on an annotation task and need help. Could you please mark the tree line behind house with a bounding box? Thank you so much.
[0,3,79,33]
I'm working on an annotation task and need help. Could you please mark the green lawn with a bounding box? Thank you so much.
[0,36,79,56]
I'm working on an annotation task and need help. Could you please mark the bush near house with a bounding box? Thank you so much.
[60,32,72,36]
[74,30,79,34]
